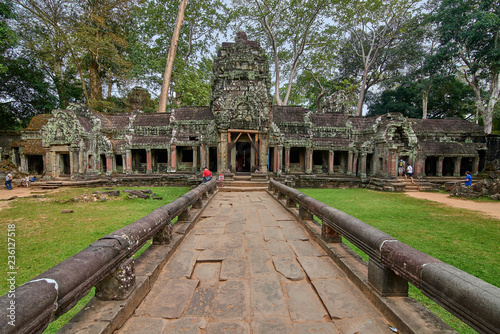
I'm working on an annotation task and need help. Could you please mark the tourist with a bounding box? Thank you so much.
[202,167,212,183]
[25,175,30,188]
[398,159,405,177]
[464,171,472,187]
[5,172,12,190]
[406,164,414,183]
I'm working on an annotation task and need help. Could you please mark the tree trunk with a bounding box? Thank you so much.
[89,60,102,102]
[422,87,430,119]
[158,0,189,113]
[356,70,368,116]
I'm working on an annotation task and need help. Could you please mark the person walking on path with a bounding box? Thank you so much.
[202,167,212,183]
[406,164,414,183]
[464,171,472,186]
[5,172,13,190]
[398,159,406,177]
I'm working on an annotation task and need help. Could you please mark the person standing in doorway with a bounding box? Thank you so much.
[5,172,13,190]
[464,171,472,187]
[406,164,414,183]
[398,159,406,177]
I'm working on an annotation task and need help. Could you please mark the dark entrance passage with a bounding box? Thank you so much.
[236,142,251,172]
[425,157,437,176]
[209,147,217,173]
[60,153,71,176]
[27,155,44,174]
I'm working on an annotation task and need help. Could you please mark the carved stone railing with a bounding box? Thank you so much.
[0,178,217,334]
[269,178,500,334]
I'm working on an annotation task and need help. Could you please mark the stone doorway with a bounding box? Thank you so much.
[236,142,251,172]
[58,153,71,176]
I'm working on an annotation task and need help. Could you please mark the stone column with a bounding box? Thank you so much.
[219,131,228,173]
[170,144,177,172]
[285,147,290,174]
[328,150,334,175]
[472,156,479,175]
[259,134,268,172]
[353,152,359,176]
[192,146,198,173]
[305,148,313,174]
[201,144,206,169]
[146,149,152,173]
[79,145,85,175]
[277,145,283,176]
[388,149,397,178]
[106,155,112,175]
[20,155,27,173]
[360,152,367,178]
[126,150,132,173]
[347,151,354,176]
[437,157,444,177]
[453,157,461,177]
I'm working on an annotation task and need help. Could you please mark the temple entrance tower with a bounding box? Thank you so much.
[211,32,272,174]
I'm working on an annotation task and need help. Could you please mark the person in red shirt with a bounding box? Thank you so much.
[202,167,212,182]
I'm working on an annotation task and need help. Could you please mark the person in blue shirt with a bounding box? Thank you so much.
[464,171,472,186]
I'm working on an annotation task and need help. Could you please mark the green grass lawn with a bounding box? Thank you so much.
[0,186,189,333]
[300,188,500,334]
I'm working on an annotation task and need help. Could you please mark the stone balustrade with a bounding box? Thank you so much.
[0,178,217,334]
[269,178,500,334]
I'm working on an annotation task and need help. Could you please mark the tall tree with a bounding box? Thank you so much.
[336,0,419,116]
[232,0,332,106]
[158,0,188,113]
[434,0,500,134]
[130,0,228,108]
[14,0,88,106]
[1,0,57,129]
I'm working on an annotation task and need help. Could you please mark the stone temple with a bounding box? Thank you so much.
[3,32,497,188]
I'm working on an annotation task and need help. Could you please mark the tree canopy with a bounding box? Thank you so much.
[0,0,498,132]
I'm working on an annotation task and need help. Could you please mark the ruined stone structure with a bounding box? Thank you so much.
[8,33,490,183]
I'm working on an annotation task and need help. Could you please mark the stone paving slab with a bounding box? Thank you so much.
[117,317,169,334]
[285,282,329,322]
[116,191,392,334]
[297,256,342,280]
[251,276,288,317]
[137,279,199,318]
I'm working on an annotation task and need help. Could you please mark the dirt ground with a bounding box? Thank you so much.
[404,191,500,220]
[0,186,499,219]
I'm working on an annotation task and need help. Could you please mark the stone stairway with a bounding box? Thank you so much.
[219,175,268,192]
[397,177,435,192]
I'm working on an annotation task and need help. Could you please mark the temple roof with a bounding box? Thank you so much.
[134,113,171,127]
[25,114,52,131]
[311,113,348,128]
[411,118,483,133]
[420,142,482,156]
[273,106,307,123]
[174,107,213,121]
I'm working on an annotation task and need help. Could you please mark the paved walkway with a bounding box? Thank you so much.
[117,191,392,333]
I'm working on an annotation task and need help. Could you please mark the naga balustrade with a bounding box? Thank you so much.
[269,178,500,334]
[0,178,217,334]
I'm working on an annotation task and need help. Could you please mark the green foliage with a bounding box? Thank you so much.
[170,58,212,107]
[367,76,477,119]
[0,2,57,129]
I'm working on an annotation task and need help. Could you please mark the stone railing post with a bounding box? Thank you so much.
[286,196,297,208]
[95,257,136,300]
[153,221,173,244]
[321,223,341,243]
[299,205,313,220]
[368,258,408,297]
